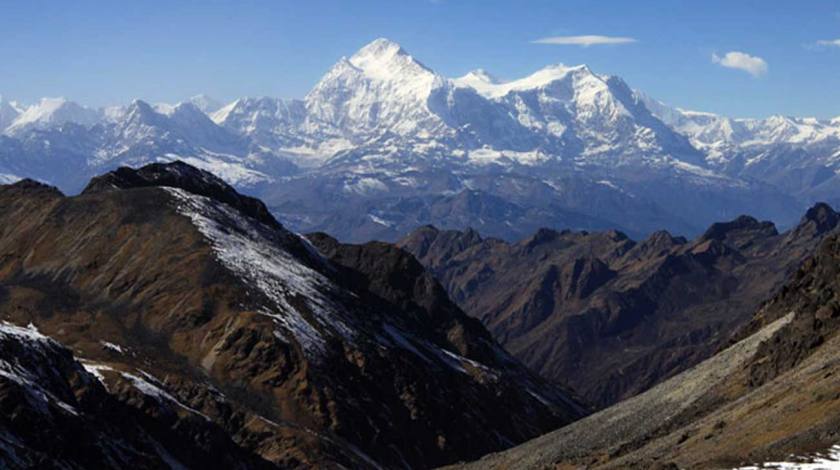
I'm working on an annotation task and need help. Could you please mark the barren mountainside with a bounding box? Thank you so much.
[400,204,840,407]
[447,228,840,468]
[0,161,585,469]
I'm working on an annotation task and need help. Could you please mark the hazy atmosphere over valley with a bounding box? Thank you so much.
[2,1,840,469]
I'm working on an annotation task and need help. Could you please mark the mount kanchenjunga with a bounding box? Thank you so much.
[0,161,585,469]
[0,38,826,241]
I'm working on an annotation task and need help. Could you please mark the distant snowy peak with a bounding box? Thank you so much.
[348,37,435,80]
[113,99,212,129]
[743,115,840,145]
[304,38,449,139]
[307,38,440,103]
[210,96,308,160]
[6,97,101,134]
[640,93,840,153]
[457,64,599,99]
[108,99,240,151]
[169,101,218,126]
[187,94,223,114]
[634,92,693,128]
[145,95,223,117]
[219,38,698,168]
[454,62,651,136]
[213,97,304,128]
[120,99,168,128]
[456,69,499,86]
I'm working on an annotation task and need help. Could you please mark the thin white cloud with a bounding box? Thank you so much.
[532,35,637,47]
[816,39,840,48]
[711,51,768,77]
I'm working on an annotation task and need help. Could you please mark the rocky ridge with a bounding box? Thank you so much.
[0,161,585,469]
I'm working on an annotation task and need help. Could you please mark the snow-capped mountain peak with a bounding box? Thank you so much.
[347,38,434,80]
[453,69,501,94]
[187,94,223,114]
[147,95,222,117]
[641,94,840,157]
[303,38,449,139]
[6,97,101,134]
[123,99,164,124]
[459,63,595,99]
[210,98,241,125]
[171,101,213,122]
[457,68,499,84]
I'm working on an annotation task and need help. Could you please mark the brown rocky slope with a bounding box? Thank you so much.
[0,161,586,469]
[400,205,840,407]
[446,228,840,469]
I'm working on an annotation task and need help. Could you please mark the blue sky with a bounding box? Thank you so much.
[2,0,840,118]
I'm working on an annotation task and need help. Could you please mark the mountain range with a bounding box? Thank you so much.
[446,220,840,469]
[3,161,840,468]
[399,203,840,408]
[0,162,585,469]
[2,38,839,241]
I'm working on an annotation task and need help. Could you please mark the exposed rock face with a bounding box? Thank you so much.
[736,231,840,388]
[399,205,840,407]
[0,162,585,469]
[82,161,281,228]
[446,229,840,468]
[0,322,273,469]
[699,215,779,250]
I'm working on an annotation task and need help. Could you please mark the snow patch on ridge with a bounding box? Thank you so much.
[121,370,210,420]
[100,341,125,354]
[455,64,593,99]
[0,322,81,417]
[367,213,394,227]
[156,153,272,187]
[734,445,840,469]
[81,362,114,385]
[343,177,388,195]
[0,173,22,184]
[165,187,356,358]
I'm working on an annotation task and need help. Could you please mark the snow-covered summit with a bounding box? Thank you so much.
[458,64,597,98]
[187,94,223,114]
[303,38,449,140]
[455,69,499,87]
[639,93,840,156]
[5,97,101,134]
[145,95,223,117]
[348,38,435,80]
